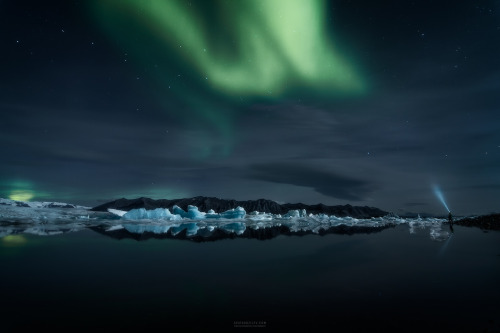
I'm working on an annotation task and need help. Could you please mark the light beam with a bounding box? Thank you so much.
[432,184,450,213]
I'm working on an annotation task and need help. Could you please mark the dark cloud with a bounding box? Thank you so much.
[0,0,499,214]
[404,202,427,207]
[247,163,374,201]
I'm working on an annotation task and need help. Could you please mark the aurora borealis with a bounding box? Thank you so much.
[1,0,499,215]
[87,0,365,156]
[90,0,364,97]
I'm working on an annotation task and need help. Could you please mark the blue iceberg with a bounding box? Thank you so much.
[120,205,246,221]
[172,205,207,219]
[122,208,181,220]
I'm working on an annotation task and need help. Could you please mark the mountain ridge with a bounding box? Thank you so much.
[91,196,388,218]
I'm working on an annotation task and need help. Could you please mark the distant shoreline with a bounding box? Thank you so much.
[453,214,500,231]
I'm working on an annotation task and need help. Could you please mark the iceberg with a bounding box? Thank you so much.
[247,211,273,221]
[170,205,246,219]
[172,205,188,217]
[118,205,246,221]
[187,205,206,219]
[171,205,206,219]
[0,198,455,242]
[283,209,307,218]
[205,209,220,218]
[220,206,246,219]
[108,208,127,217]
[122,208,181,220]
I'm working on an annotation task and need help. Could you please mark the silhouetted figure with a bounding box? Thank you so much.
[448,212,454,232]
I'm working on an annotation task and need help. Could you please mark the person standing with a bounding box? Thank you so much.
[448,211,454,233]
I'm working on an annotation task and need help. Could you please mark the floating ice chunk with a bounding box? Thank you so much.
[220,206,246,219]
[204,206,247,219]
[108,208,127,217]
[247,211,273,221]
[187,205,206,219]
[283,209,307,218]
[23,227,63,236]
[172,205,188,218]
[122,208,181,220]
[120,205,245,220]
[205,210,220,218]
[284,210,300,218]
[123,208,148,219]
[171,205,207,219]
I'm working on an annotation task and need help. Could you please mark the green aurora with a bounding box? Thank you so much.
[87,0,366,162]
[2,0,367,203]
[89,0,365,97]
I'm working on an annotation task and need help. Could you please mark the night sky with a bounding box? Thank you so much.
[1,0,499,215]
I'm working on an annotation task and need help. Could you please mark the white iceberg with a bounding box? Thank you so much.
[219,206,246,219]
[108,208,127,217]
[283,209,307,218]
[122,208,181,220]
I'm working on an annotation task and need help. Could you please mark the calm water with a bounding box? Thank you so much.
[1,225,499,332]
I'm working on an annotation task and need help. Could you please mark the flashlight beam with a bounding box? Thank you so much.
[433,185,450,213]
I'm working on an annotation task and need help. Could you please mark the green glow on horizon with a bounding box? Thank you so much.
[1,180,53,202]
[2,235,27,247]
[89,0,365,97]
[5,180,35,201]
[9,190,35,202]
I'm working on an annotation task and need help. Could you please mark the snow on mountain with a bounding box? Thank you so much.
[0,197,90,209]
[0,197,92,224]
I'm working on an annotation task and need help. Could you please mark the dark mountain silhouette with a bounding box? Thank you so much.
[91,196,388,218]
[454,213,500,230]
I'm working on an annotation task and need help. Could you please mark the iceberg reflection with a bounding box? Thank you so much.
[0,202,453,241]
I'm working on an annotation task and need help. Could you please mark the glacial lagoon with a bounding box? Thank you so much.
[1,204,499,331]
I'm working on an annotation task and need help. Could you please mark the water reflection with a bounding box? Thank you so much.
[0,216,453,242]
[1,234,27,246]
[1,221,498,332]
[0,201,460,241]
